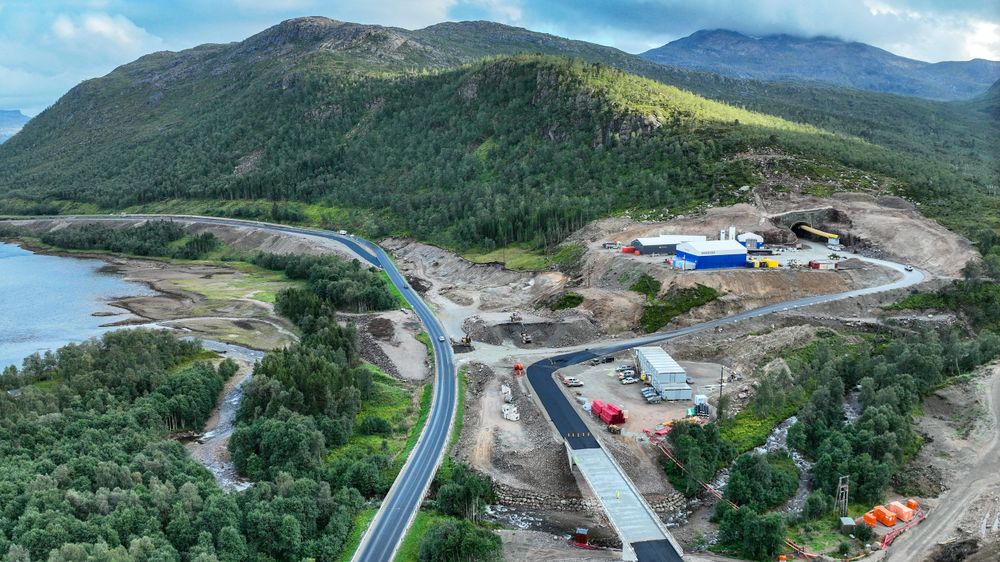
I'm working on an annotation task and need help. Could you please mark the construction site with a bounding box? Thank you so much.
[9,172,994,562]
[378,162,997,562]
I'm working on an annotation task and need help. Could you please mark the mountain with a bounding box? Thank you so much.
[0,110,29,143]
[0,17,995,247]
[970,79,1000,120]
[641,30,1000,101]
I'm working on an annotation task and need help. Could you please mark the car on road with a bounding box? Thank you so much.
[438,335,446,342]
[904,264,914,271]
[621,376,639,385]
[590,357,615,366]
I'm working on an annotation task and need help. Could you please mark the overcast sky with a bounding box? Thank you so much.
[2,0,998,115]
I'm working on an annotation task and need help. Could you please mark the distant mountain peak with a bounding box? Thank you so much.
[642,29,1000,100]
[0,110,29,144]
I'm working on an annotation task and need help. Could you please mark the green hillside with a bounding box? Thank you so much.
[0,17,996,249]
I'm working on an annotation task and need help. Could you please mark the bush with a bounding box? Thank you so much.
[358,415,392,436]
[803,491,831,520]
[550,292,584,310]
[855,522,874,542]
[417,519,501,562]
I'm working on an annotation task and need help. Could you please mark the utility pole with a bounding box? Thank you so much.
[836,475,849,517]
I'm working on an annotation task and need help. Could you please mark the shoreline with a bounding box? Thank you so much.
[3,237,297,352]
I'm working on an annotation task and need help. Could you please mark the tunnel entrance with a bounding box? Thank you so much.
[770,208,856,247]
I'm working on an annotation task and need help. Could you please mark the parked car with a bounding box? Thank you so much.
[603,356,615,363]
[640,387,657,397]
[645,395,662,404]
[589,358,601,366]
[621,377,639,385]
[615,364,633,372]
[562,376,583,387]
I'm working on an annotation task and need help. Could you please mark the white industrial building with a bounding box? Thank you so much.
[630,234,707,255]
[673,239,749,270]
[634,346,692,400]
[736,232,764,249]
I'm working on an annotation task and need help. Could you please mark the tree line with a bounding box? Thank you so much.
[38,221,220,260]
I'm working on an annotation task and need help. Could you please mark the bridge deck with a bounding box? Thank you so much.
[572,448,683,561]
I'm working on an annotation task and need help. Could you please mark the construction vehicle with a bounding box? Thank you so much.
[511,363,525,377]
[607,424,622,435]
[460,334,472,345]
[509,312,522,323]
[520,331,532,344]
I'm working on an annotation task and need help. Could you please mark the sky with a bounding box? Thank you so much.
[1,0,998,115]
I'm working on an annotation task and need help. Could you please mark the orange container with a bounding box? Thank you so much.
[888,501,914,522]
[873,505,897,526]
[906,498,919,510]
[862,511,877,527]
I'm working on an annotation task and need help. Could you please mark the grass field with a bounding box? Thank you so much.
[327,366,429,484]
[337,508,378,562]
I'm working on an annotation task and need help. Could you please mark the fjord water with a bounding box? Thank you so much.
[0,242,153,370]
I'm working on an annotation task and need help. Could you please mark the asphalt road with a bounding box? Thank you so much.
[11,214,457,562]
[7,215,926,561]
[526,254,925,560]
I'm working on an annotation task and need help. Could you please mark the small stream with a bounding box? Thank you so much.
[182,338,263,493]
[712,415,815,515]
[753,416,814,514]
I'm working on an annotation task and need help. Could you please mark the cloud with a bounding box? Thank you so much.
[47,12,163,54]
[457,0,1000,61]
[1,0,997,114]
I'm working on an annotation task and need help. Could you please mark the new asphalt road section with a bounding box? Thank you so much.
[527,254,924,561]
[10,216,924,561]
[29,215,458,562]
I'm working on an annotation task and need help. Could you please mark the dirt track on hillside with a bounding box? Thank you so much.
[887,366,1000,561]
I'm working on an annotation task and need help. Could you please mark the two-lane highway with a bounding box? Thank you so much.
[6,215,928,562]
[6,214,457,562]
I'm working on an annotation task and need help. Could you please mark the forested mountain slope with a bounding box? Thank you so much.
[0,17,996,249]
[641,29,1000,101]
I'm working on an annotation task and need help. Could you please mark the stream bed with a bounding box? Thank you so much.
[181,338,263,492]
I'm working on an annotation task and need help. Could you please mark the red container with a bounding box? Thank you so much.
[906,499,919,510]
[862,512,877,527]
[621,247,635,254]
[591,400,605,418]
[604,403,625,425]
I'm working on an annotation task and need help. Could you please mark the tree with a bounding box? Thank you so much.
[417,519,501,562]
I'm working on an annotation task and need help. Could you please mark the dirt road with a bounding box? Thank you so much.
[887,368,1000,561]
